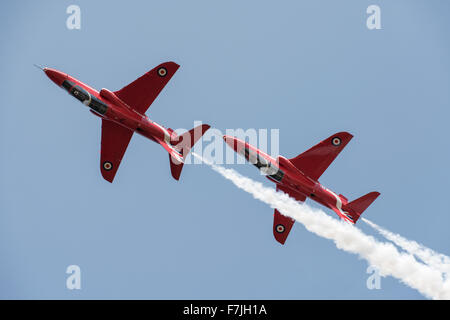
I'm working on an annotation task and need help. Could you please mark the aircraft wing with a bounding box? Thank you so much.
[273,185,306,245]
[100,119,134,183]
[113,62,180,115]
[288,132,353,181]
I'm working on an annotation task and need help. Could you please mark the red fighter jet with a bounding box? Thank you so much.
[38,62,210,182]
[223,133,380,245]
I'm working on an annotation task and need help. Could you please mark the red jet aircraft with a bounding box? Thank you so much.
[39,62,209,182]
[223,133,380,244]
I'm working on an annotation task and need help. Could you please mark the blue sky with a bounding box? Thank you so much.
[1,0,449,299]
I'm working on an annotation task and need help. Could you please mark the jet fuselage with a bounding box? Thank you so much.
[44,68,180,153]
[223,135,353,223]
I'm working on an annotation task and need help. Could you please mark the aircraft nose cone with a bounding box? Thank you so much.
[44,68,67,86]
[223,135,233,145]
[223,135,239,151]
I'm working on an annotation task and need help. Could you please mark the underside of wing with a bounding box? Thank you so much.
[100,119,134,183]
[273,185,306,245]
[114,62,180,114]
[289,132,353,181]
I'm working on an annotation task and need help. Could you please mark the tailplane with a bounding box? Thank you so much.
[342,192,380,223]
[169,124,210,180]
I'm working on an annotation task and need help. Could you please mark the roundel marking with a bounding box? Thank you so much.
[157,67,167,77]
[275,224,285,233]
[103,161,113,171]
[331,137,342,146]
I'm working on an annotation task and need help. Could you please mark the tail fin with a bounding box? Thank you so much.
[169,124,210,180]
[342,192,380,223]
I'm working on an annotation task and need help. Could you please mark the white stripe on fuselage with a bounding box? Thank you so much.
[150,121,183,162]
[170,149,184,162]
[151,121,171,144]
[323,187,354,224]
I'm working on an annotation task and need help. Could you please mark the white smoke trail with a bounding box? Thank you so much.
[362,218,450,277]
[193,153,450,299]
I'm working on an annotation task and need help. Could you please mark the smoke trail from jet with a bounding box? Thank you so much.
[192,153,450,299]
[362,218,450,277]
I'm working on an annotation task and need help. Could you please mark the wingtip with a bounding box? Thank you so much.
[275,237,287,245]
[104,177,114,183]
[341,131,354,139]
[202,124,211,133]
[273,230,288,244]
[170,169,182,181]
[101,170,115,183]
[163,61,180,69]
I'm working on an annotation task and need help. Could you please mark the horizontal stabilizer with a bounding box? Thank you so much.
[169,155,184,181]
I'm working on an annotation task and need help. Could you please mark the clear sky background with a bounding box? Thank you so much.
[1,0,449,299]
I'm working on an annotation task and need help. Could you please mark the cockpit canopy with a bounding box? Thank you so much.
[62,80,108,115]
[242,148,282,177]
